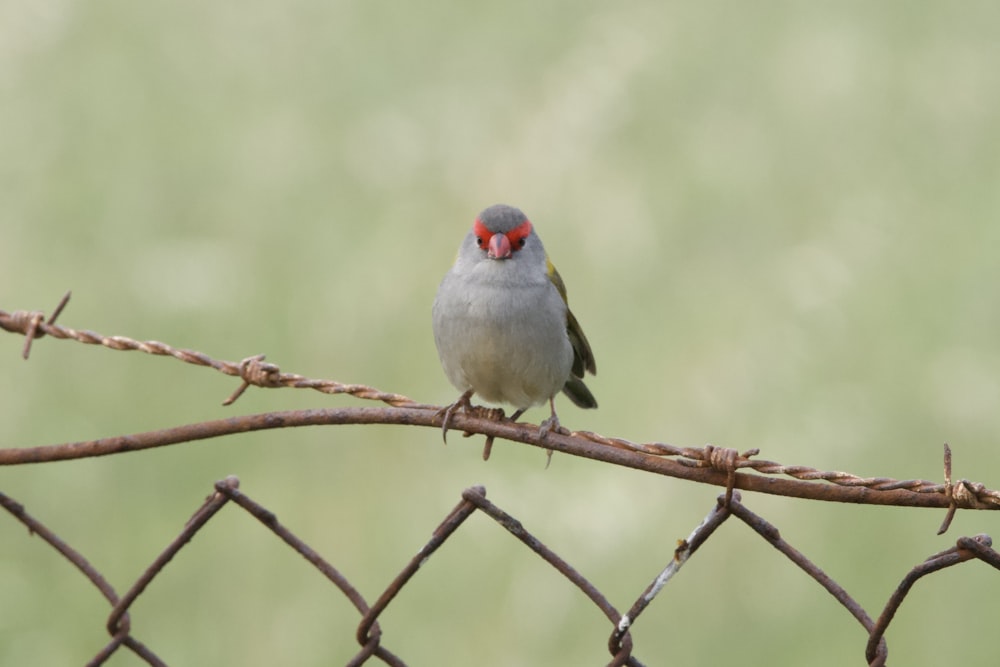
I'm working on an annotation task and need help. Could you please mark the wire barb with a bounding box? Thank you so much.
[939,443,957,534]
[4,290,73,359]
[703,444,748,505]
[222,354,284,405]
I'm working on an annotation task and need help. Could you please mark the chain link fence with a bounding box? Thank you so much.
[3,294,1000,666]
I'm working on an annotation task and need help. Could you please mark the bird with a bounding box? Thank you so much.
[432,204,597,445]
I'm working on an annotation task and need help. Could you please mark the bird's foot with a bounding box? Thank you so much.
[538,400,570,468]
[437,389,475,444]
[475,406,536,461]
[538,411,570,440]
[539,413,561,439]
[478,406,508,461]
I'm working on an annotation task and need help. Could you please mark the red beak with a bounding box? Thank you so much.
[487,233,512,259]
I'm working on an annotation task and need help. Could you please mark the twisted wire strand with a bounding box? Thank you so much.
[3,298,999,510]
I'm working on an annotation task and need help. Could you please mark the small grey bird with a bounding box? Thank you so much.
[432,204,597,439]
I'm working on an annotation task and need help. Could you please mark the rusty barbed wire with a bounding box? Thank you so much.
[0,294,424,408]
[3,295,1000,516]
[5,293,1000,664]
[3,478,998,665]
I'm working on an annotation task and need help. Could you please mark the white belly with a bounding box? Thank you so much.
[433,273,572,409]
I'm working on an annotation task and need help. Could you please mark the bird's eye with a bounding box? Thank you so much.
[472,219,491,249]
[505,219,533,252]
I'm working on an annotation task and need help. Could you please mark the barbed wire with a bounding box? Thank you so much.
[3,292,1000,665]
[2,294,999,517]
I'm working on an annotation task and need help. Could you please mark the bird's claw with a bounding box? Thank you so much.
[438,389,475,444]
[539,400,570,468]
[538,414,569,440]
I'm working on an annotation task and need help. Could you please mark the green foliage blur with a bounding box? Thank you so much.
[2,1,999,665]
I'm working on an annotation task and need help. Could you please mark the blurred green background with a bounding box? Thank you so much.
[2,1,1000,665]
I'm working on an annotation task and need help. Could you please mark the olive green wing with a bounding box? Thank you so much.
[547,258,597,409]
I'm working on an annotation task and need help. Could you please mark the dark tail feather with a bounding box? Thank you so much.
[562,376,597,409]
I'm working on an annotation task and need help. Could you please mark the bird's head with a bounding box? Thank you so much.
[472,204,535,260]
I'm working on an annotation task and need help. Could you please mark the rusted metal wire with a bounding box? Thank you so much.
[4,479,997,665]
[0,297,424,408]
[216,478,406,667]
[4,295,1000,664]
[865,534,1000,666]
[728,498,889,663]
[2,406,998,518]
[0,490,166,666]
[610,494,732,663]
[3,298,998,516]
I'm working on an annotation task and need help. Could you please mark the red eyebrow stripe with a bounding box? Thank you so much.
[472,218,533,250]
[506,220,533,245]
[473,218,490,242]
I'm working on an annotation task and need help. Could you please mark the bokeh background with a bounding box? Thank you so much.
[3,1,1000,665]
